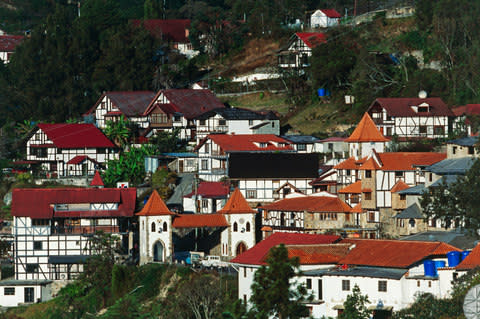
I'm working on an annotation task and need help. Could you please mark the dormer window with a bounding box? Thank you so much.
[259,143,267,148]
[416,103,430,113]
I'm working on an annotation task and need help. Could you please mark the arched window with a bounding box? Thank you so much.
[409,218,416,228]
[233,222,238,232]
[280,213,285,226]
[151,222,156,232]
[163,222,168,232]
[246,222,251,232]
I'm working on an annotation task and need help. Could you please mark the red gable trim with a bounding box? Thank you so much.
[320,9,342,18]
[67,155,99,165]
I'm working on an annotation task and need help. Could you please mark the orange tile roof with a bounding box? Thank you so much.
[261,195,352,213]
[218,188,257,214]
[136,190,174,216]
[207,134,294,152]
[286,244,352,264]
[338,181,362,194]
[339,239,461,268]
[351,203,362,213]
[334,157,366,170]
[172,214,228,228]
[361,188,372,193]
[345,113,390,143]
[457,245,479,270]
[377,152,446,171]
[359,157,381,170]
[391,180,410,193]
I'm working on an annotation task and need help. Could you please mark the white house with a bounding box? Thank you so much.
[278,32,326,68]
[0,182,137,307]
[195,107,280,143]
[281,135,323,153]
[367,97,454,139]
[26,123,119,178]
[183,181,230,213]
[310,9,342,28]
[137,190,175,265]
[0,34,24,63]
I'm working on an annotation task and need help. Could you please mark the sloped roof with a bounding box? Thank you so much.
[377,152,446,171]
[137,190,174,216]
[394,203,424,219]
[319,9,342,18]
[90,171,104,187]
[12,188,136,219]
[184,182,230,199]
[37,123,116,148]
[131,19,191,43]
[148,89,225,119]
[359,157,381,170]
[67,155,99,165]
[261,195,352,213]
[397,184,426,195]
[0,35,24,52]
[391,180,410,193]
[456,245,480,270]
[196,107,278,121]
[368,98,454,117]
[338,239,461,268]
[286,243,351,264]
[172,214,228,228]
[281,135,321,144]
[425,157,475,175]
[345,113,389,143]
[230,232,340,265]
[205,134,293,152]
[452,104,480,116]
[447,136,478,147]
[85,91,155,116]
[351,203,362,213]
[334,156,366,170]
[218,188,257,214]
[338,181,362,194]
[295,32,326,48]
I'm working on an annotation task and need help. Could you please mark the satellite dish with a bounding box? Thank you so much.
[464,284,480,319]
[418,90,427,99]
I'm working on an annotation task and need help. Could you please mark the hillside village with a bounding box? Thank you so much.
[1,0,480,318]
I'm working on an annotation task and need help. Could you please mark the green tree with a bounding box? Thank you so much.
[249,244,311,319]
[103,116,131,150]
[339,284,371,319]
[144,0,162,19]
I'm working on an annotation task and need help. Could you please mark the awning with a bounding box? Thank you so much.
[49,255,90,264]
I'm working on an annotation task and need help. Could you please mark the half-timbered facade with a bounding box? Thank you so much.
[26,123,118,177]
[367,97,454,139]
[278,32,326,68]
[10,186,136,281]
[183,181,230,213]
[0,34,24,63]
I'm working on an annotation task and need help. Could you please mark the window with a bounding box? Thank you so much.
[201,159,208,170]
[418,106,429,113]
[163,222,168,232]
[204,144,209,153]
[151,113,168,124]
[434,126,445,135]
[367,211,377,222]
[297,144,306,151]
[328,143,333,151]
[97,148,106,154]
[378,280,387,292]
[419,126,427,134]
[26,264,39,274]
[318,280,323,300]
[248,120,254,125]
[33,241,42,250]
[32,219,49,226]
[428,281,432,288]
[246,190,257,199]
[199,119,206,126]
[246,222,251,232]
[201,199,208,208]
[233,222,238,232]
[429,173,433,182]
[417,280,420,287]
[57,148,62,154]
[306,278,312,289]
[395,171,403,177]
[218,119,226,126]
[4,287,15,295]
[259,143,267,148]
[342,280,350,291]
[364,192,372,200]
[174,116,181,122]
[271,122,275,127]
[151,222,156,232]
[24,287,34,303]
[452,146,457,155]
[400,194,406,201]
[469,146,475,155]
[280,213,286,226]
[346,170,351,176]
[365,170,371,178]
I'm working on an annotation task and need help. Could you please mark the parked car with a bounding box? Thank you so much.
[200,255,229,268]
[174,251,204,266]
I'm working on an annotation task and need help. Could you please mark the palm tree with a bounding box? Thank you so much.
[103,115,130,150]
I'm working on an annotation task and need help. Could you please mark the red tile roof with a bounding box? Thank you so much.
[335,152,445,171]
[319,9,342,18]
[456,245,480,270]
[131,19,191,43]
[184,181,230,199]
[205,134,293,152]
[368,98,454,117]
[338,181,362,194]
[137,190,174,216]
[452,104,480,116]
[85,91,155,117]
[391,180,410,193]
[172,214,228,228]
[345,113,389,143]
[67,155,98,165]
[339,239,461,268]
[12,188,136,219]
[37,123,116,148]
[218,188,257,214]
[296,32,326,48]
[334,157,366,170]
[230,232,340,265]
[358,157,381,170]
[351,203,362,213]
[261,195,352,213]
[0,35,24,52]
[90,171,104,187]
[146,89,225,119]
[287,244,351,264]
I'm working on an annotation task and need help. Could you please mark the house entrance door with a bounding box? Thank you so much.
[236,242,247,256]
[24,287,34,303]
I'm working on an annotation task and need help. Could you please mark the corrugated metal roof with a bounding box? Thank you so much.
[447,136,478,147]
[156,89,226,119]
[37,123,116,148]
[425,157,475,175]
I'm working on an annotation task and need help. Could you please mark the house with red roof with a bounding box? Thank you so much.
[0,34,24,63]
[1,183,136,307]
[195,133,293,182]
[25,123,118,178]
[367,97,454,139]
[183,181,230,213]
[131,19,199,58]
[310,9,342,28]
[334,150,446,237]
[278,32,326,68]
[452,104,480,135]
[261,192,352,237]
